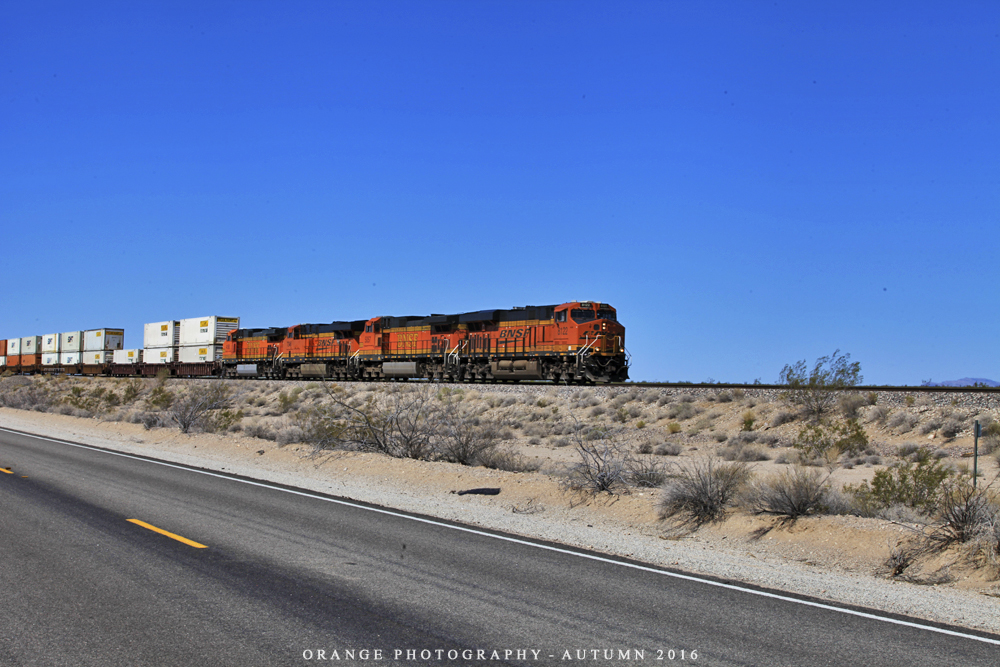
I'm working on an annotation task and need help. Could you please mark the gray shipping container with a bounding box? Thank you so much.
[60,331,83,352]
[42,352,60,366]
[84,328,124,352]
[7,339,21,355]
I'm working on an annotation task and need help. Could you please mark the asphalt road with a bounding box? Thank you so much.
[0,427,997,666]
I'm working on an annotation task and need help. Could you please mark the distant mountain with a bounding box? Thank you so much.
[921,378,1000,388]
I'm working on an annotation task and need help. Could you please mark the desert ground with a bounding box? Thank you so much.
[1,374,998,633]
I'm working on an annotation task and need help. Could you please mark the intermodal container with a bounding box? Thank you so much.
[179,316,240,346]
[42,352,60,366]
[144,321,180,349]
[0,340,6,356]
[60,331,84,353]
[178,345,223,364]
[60,352,83,365]
[113,349,143,364]
[42,334,60,354]
[83,351,113,365]
[0,356,5,368]
[145,347,177,364]
[84,328,124,352]
[7,339,21,356]
[20,353,41,367]
[20,336,42,355]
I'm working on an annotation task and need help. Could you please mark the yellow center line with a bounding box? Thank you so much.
[0,468,13,474]
[127,519,208,549]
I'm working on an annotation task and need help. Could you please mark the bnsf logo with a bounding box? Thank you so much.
[499,328,529,339]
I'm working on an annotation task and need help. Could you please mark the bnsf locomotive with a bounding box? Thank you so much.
[224,301,628,383]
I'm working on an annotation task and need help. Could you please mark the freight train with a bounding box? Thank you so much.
[0,301,628,384]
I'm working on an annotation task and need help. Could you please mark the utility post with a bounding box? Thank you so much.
[973,420,980,488]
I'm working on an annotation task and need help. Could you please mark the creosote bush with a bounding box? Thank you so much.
[742,468,830,519]
[843,448,953,516]
[658,458,752,527]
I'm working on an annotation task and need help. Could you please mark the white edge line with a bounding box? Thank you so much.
[6,426,1000,647]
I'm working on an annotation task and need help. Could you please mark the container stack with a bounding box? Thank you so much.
[60,331,84,366]
[0,339,6,369]
[178,316,239,363]
[143,320,180,365]
[83,328,124,365]
[41,333,61,367]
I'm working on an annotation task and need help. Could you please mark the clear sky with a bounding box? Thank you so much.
[2,2,997,384]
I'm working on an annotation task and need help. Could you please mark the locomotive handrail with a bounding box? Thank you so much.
[447,340,467,367]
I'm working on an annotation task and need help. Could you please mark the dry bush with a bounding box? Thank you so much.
[564,427,630,494]
[626,454,670,488]
[742,467,830,519]
[169,382,238,433]
[838,394,869,420]
[658,458,752,527]
[928,483,995,547]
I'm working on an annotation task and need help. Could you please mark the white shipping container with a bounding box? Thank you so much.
[60,331,83,352]
[83,351,113,365]
[113,349,144,364]
[60,352,83,365]
[144,321,180,349]
[42,334,61,354]
[179,316,240,346]
[21,336,41,354]
[6,339,20,355]
[178,345,223,364]
[42,352,61,366]
[84,328,124,352]
[0,357,5,367]
[145,347,177,364]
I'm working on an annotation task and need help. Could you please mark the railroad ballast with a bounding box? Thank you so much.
[0,301,629,384]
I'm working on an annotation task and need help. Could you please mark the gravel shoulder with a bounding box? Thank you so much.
[2,405,998,635]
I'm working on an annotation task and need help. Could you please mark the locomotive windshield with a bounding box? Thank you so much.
[596,308,617,321]
[571,309,596,324]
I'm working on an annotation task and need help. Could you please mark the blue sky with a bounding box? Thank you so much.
[2,2,997,384]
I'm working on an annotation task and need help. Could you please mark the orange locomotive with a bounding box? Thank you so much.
[223,301,628,383]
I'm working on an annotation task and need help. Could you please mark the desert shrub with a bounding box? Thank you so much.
[434,403,511,466]
[843,448,953,515]
[147,386,174,410]
[919,416,944,435]
[743,467,830,519]
[897,443,920,458]
[794,418,868,458]
[277,387,304,413]
[741,410,755,432]
[719,444,770,462]
[655,443,682,456]
[770,410,797,427]
[479,445,539,473]
[204,408,244,434]
[658,458,752,527]
[565,429,629,494]
[140,411,164,430]
[276,425,306,445]
[0,378,52,412]
[589,405,606,418]
[868,405,891,425]
[168,383,236,433]
[716,391,733,403]
[929,483,994,547]
[244,421,277,441]
[626,455,669,488]
[939,417,964,439]
[779,350,863,420]
[667,402,699,421]
[667,422,682,434]
[838,394,868,420]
